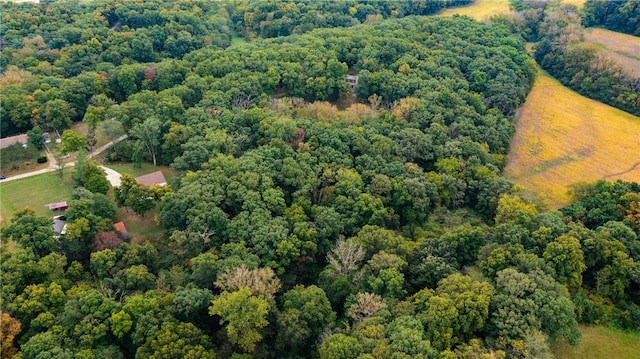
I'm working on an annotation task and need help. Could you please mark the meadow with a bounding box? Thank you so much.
[504,67,640,208]
[438,0,512,21]
[552,326,640,359]
[438,0,585,21]
[584,27,640,76]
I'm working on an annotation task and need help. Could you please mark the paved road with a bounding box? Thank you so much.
[100,166,122,187]
[0,163,75,183]
[89,134,128,159]
[1,134,128,184]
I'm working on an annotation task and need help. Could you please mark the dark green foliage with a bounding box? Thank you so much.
[582,0,640,36]
[4,1,640,357]
[2,208,57,258]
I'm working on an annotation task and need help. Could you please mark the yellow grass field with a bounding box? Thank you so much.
[439,0,584,21]
[439,0,512,21]
[504,67,640,209]
[552,326,640,359]
[584,27,640,76]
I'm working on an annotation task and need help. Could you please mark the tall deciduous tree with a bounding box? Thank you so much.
[130,117,161,166]
[3,208,57,258]
[136,322,216,359]
[209,288,270,353]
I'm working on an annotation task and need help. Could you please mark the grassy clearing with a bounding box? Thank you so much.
[71,122,110,149]
[562,0,586,8]
[552,326,640,359]
[504,66,640,209]
[584,27,640,76]
[438,0,512,21]
[230,33,247,49]
[114,206,164,244]
[0,171,76,226]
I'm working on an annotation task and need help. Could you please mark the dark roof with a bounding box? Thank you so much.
[135,171,167,186]
[113,221,130,240]
[52,218,66,233]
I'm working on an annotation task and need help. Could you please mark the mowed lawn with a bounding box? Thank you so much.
[584,27,640,76]
[438,0,512,21]
[552,326,640,359]
[0,171,76,226]
[504,67,640,209]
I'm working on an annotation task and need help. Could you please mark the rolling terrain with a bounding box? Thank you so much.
[584,27,640,76]
[504,66,640,208]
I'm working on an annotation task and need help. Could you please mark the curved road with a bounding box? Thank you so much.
[0,135,128,184]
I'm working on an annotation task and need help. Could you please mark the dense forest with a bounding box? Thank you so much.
[1,1,640,359]
[582,0,640,36]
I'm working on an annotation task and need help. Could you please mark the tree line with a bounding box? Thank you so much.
[582,0,640,36]
[494,1,640,117]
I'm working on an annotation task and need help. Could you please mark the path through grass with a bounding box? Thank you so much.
[504,66,640,208]
[552,326,640,359]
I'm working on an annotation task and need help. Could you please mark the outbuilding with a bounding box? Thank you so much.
[48,201,69,211]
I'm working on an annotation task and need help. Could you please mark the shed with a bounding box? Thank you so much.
[49,201,69,211]
[346,75,358,90]
[135,171,167,186]
[113,221,130,241]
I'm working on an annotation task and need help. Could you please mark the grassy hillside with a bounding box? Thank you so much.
[438,0,512,21]
[552,326,640,359]
[504,66,640,208]
[584,27,640,76]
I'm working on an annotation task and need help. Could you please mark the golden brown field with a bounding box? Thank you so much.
[438,0,513,21]
[584,27,640,76]
[504,67,640,209]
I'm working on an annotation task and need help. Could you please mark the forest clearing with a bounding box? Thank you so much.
[504,67,640,208]
[584,27,640,76]
[438,0,512,20]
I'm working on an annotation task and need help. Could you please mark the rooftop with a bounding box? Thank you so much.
[0,134,28,149]
[135,171,167,186]
[113,221,130,240]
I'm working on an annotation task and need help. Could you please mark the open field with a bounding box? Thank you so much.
[584,27,640,76]
[439,0,584,21]
[504,66,640,209]
[0,171,76,226]
[563,0,585,8]
[552,326,640,359]
[439,0,512,21]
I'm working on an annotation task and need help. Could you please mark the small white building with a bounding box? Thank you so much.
[346,75,358,91]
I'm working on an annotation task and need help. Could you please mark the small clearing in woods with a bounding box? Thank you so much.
[504,66,640,209]
[438,0,512,21]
